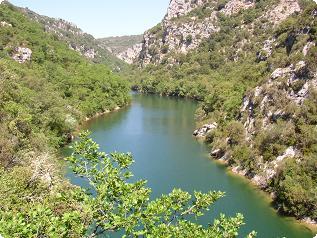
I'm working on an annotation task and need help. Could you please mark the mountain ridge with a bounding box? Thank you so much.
[19,6,128,71]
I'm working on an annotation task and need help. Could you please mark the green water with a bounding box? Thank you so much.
[67,94,315,238]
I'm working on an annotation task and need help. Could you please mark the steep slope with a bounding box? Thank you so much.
[0,0,130,166]
[19,7,127,71]
[128,0,317,224]
[0,2,130,235]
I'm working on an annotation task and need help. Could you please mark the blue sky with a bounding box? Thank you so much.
[9,0,170,38]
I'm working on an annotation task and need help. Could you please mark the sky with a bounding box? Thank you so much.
[9,0,170,38]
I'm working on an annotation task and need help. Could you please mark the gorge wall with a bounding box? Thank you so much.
[129,0,317,225]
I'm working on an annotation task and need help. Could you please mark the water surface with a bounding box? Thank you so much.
[67,94,314,238]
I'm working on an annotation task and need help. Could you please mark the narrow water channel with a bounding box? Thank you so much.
[66,94,314,238]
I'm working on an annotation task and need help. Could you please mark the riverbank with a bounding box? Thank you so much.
[205,142,317,233]
[227,165,317,233]
[68,93,314,237]
[84,106,122,122]
[66,104,129,143]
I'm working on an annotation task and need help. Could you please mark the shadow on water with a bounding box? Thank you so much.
[63,94,315,238]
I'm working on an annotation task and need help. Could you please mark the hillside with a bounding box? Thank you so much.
[19,7,127,71]
[0,2,130,236]
[127,0,317,224]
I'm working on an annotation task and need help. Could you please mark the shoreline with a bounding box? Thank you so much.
[65,94,316,234]
[208,150,317,233]
[84,106,122,122]
[68,104,129,141]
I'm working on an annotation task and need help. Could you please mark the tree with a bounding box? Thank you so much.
[0,132,256,237]
[66,132,255,237]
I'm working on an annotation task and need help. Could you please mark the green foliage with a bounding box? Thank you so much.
[225,121,246,146]
[0,3,130,166]
[273,155,317,220]
[0,166,90,238]
[231,145,254,168]
[254,121,296,162]
[65,132,255,237]
[148,23,164,39]
[0,133,256,237]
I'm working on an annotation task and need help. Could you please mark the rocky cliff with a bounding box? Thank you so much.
[97,35,143,64]
[123,0,302,65]
[130,0,317,224]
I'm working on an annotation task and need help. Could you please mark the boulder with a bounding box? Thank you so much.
[0,21,12,27]
[210,148,225,158]
[12,47,32,63]
[193,123,217,137]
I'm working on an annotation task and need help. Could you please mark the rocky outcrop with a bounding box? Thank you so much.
[97,35,143,64]
[303,42,315,56]
[263,0,300,25]
[83,48,96,59]
[241,60,315,141]
[12,47,32,63]
[0,21,12,27]
[193,123,217,137]
[139,11,219,65]
[26,152,56,188]
[132,0,302,66]
[117,43,142,64]
[136,0,223,66]
[220,0,255,16]
[130,0,308,67]
[166,0,206,20]
[68,43,97,59]
[252,147,296,188]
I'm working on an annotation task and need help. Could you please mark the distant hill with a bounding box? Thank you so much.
[98,35,143,55]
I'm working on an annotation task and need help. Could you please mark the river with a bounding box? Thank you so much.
[66,94,314,238]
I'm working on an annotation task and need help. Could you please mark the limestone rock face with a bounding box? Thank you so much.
[41,18,97,59]
[251,147,296,188]
[263,0,300,25]
[117,43,143,64]
[193,123,218,137]
[136,0,224,66]
[303,42,315,56]
[130,0,292,66]
[129,0,305,67]
[12,47,32,63]
[166,0,206,20]
[138,11,219,66]
[241,59,315,138]
[220,0,255,16]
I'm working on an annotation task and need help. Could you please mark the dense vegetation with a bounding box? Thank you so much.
[0,133,255,237]
[0,2,253,237]
[127,0,317,222]
[0,2,130,166]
